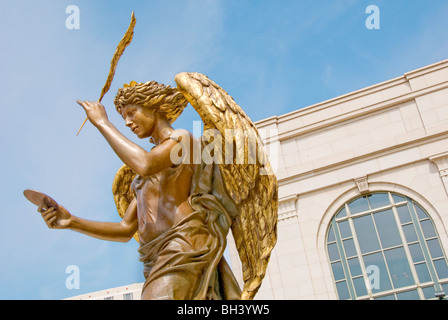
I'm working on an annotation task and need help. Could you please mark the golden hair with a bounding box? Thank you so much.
[114,81,188,123]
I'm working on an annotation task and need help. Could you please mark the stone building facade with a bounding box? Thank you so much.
[228,59,448,300]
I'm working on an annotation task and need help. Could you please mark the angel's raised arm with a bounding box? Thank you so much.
[76,100,185,177]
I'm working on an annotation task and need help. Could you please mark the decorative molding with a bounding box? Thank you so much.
[354,176,369,194]
[429,152,448,196]
[278,194,298,221]
[429,152,448,177]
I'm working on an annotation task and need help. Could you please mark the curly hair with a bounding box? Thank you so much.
[114,81,188,123]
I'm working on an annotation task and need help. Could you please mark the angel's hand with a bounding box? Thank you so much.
[39,198,72,230]
[76,99,109,128]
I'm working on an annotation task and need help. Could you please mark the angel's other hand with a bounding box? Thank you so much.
[39,198,72,229]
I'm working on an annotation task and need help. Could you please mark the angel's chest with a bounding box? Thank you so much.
[131,165,184,197]
[132,174,161,193]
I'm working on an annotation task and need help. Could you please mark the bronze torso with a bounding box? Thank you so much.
[132,162,194,245]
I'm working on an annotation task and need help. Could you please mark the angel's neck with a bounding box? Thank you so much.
[151,121,174,146]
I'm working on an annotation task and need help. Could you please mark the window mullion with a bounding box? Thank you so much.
[407,198,444,295]
[332,219,357,300]
[390,193,424,299]
[369,212,396,295]
[347,216,373,298]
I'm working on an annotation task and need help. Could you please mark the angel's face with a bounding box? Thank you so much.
[120,104,156,139]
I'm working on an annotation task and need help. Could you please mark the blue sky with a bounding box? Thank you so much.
[1,0,447,300]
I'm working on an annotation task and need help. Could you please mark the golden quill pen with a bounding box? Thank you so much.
[76,12,136,136]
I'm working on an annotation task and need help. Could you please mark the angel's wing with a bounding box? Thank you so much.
[175,72,278,300]
[112,164,139,242]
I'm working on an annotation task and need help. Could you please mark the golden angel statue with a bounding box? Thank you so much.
[35,72,278,300]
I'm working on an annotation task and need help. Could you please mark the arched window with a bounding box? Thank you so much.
[326,192,448,300]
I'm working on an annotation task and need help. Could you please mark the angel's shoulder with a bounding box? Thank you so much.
[169,128,193,142]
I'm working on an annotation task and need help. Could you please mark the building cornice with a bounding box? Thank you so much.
[277,130,448,187]
[276,80,448,142]
[255,59,448,143]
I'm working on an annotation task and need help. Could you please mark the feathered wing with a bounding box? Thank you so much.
[175,72,278,300]
[112,164,139,242]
